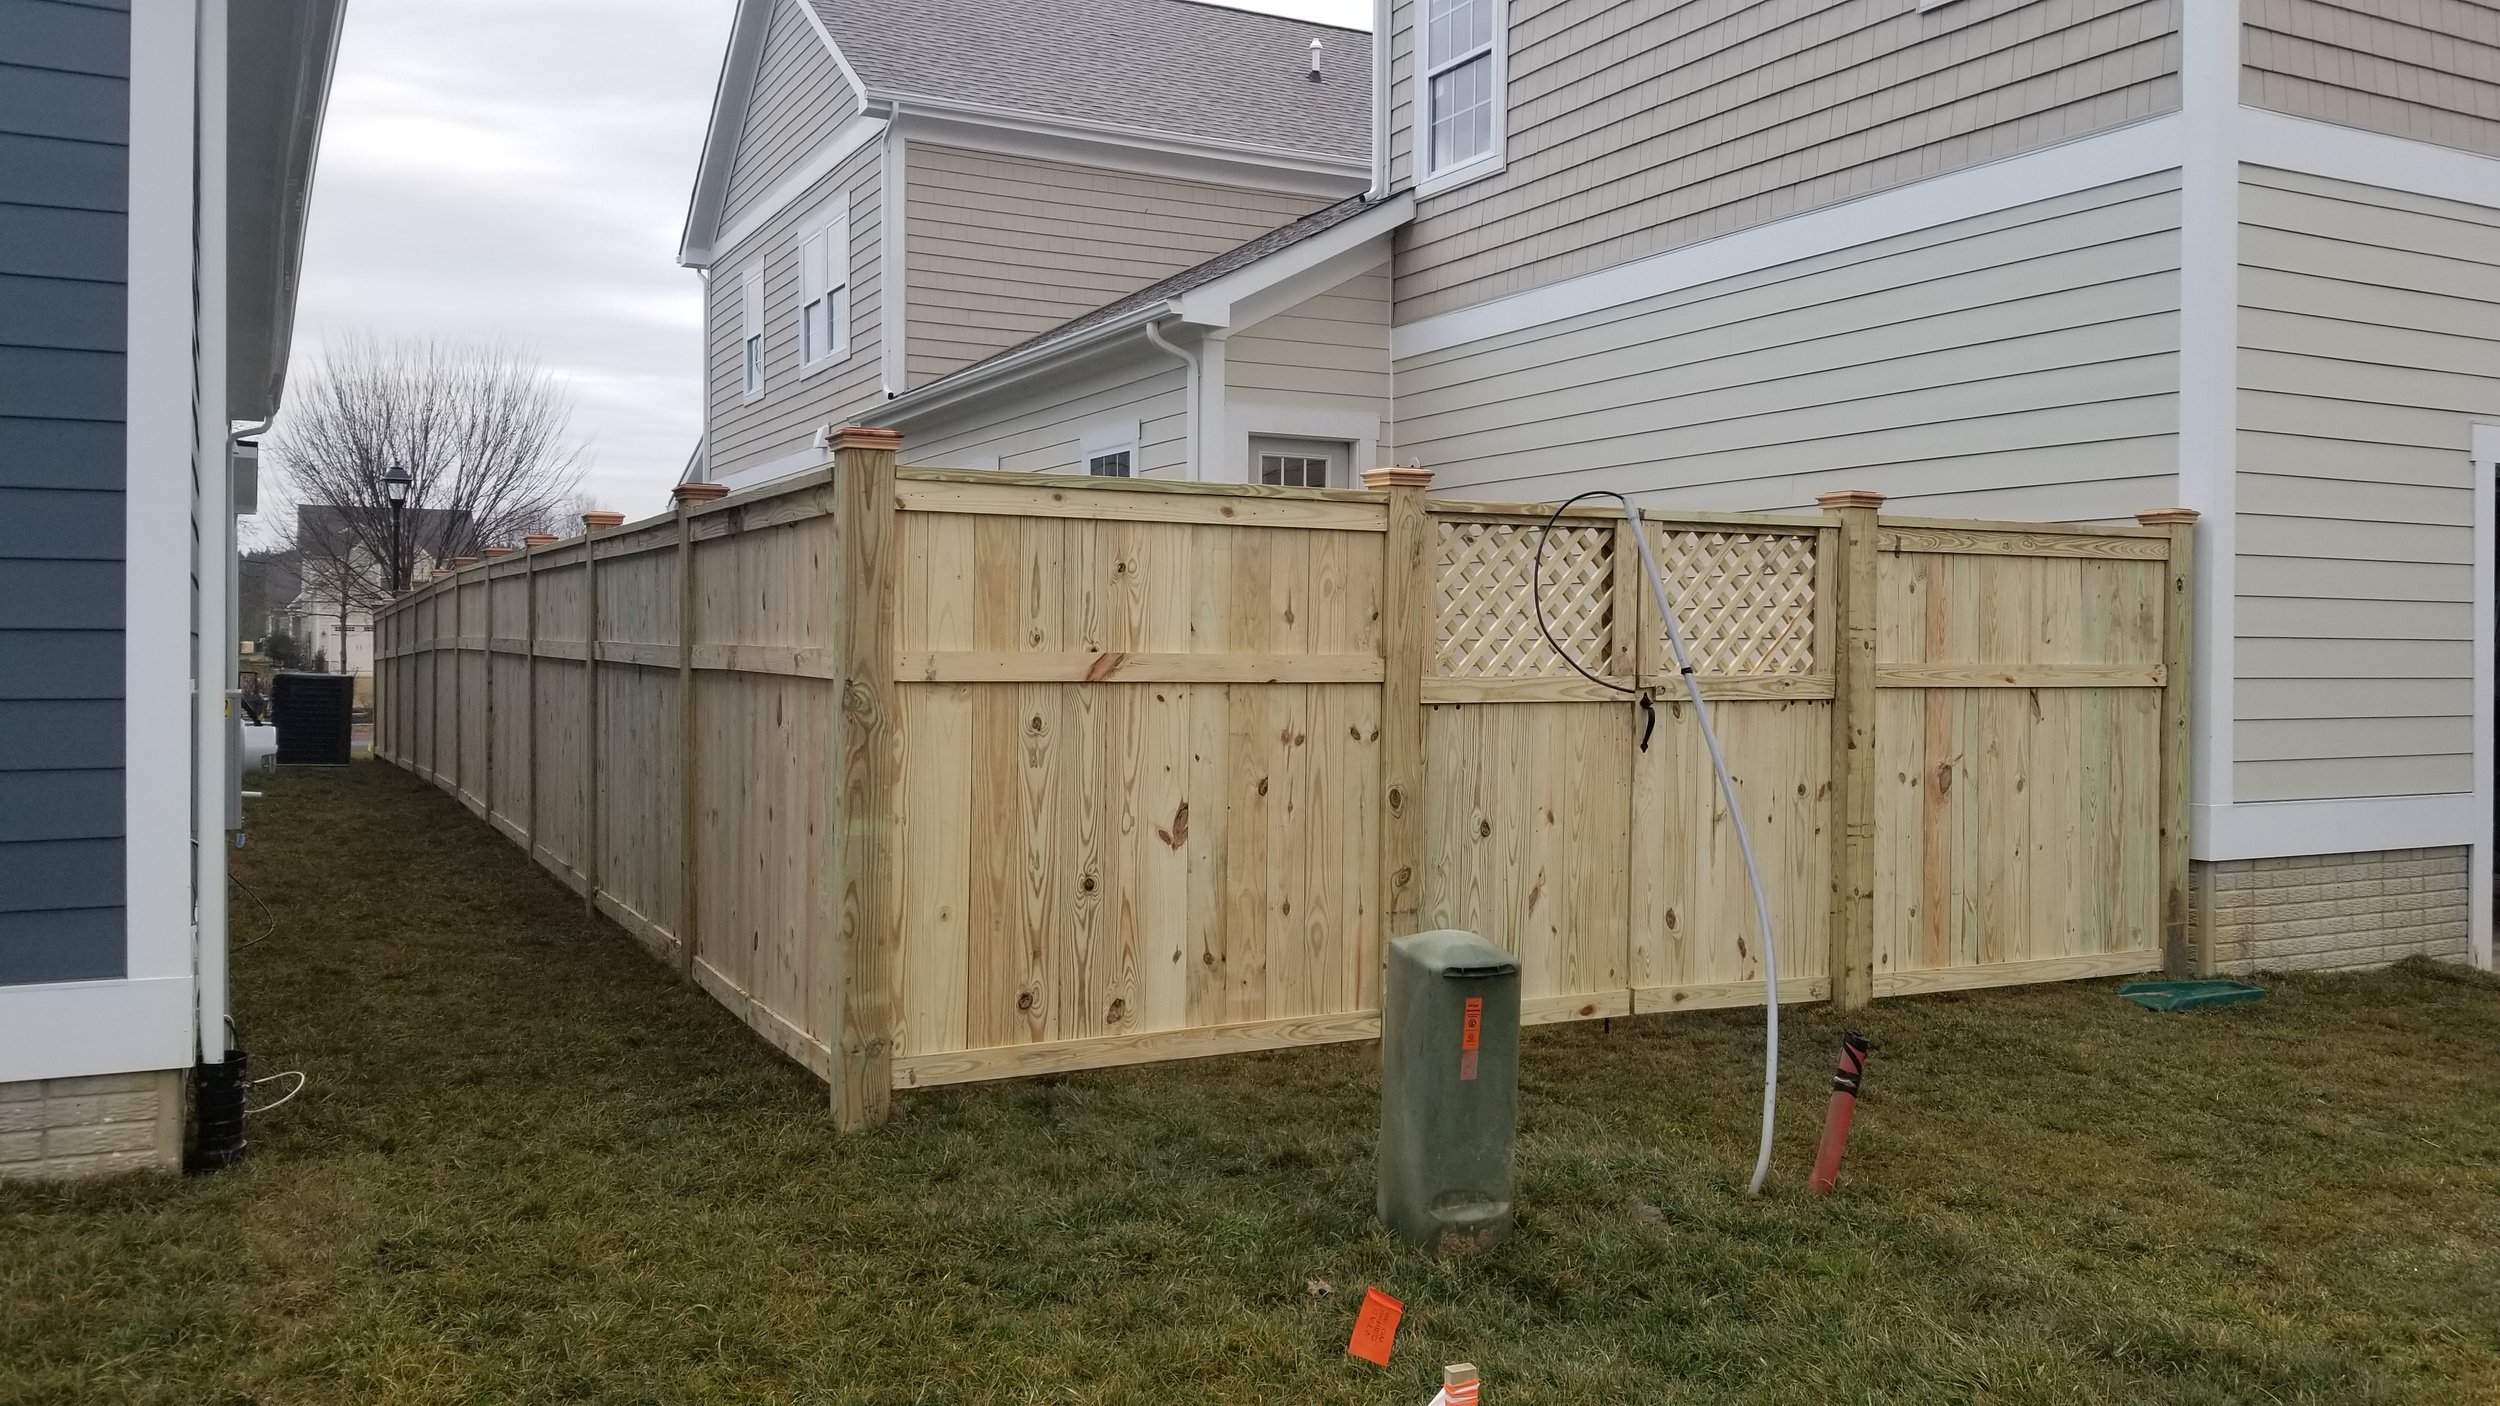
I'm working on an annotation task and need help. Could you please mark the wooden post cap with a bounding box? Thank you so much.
[483,546,515,557]
[832,425,904,452]
[1816,490,1887,511]
[1361,466,1435,490]
[581,510,625,530]
[673,481,729,504]
[450,556,481,567]
[2136,508,2200,526]
[523,533,559,547]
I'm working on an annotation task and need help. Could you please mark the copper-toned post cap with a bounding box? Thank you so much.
[523,533,559,547]
[450,556,481,567]
[673,482,729,503]
[482,546,515,557]
[1361,466,1435,490]
[831,425,904,452]
[581,510,626,529]
[2136,508,2200,526]
[1816,490,1887,511]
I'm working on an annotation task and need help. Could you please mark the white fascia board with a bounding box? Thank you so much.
[881,307,1174,426]
[677,0,777,266]
[695,115,884,269]
[788,0,871,118]
[1391,113,2187,360]
[1171,195,1411,327]
[882,99,1369,199]
[0,978,198,1084]
[2198,795,2478,863]
[2239,106,2500,205]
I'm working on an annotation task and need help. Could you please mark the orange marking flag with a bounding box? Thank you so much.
[1347,1287,1404,1366]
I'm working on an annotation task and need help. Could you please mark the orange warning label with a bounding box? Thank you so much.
[1462,997,1482,1050]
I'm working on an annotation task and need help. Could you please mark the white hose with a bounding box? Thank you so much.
[1537,493,1782,1195]
[1613,499,1781,1196]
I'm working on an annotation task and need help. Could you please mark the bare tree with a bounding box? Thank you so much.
[269,336,589,614]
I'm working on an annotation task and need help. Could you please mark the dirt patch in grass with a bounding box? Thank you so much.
[5,763,2498,1403]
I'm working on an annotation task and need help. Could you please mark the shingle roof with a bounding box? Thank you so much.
[809,0,1371,161]
[914,191,1389,392]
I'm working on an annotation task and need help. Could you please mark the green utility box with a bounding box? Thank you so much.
[1377,930,1521,1254]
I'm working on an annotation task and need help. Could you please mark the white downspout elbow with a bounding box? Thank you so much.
[1143,319,1200,480]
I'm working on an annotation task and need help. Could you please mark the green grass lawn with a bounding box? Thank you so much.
[6,764,2499,1404]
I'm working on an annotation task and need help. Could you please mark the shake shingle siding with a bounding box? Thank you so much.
[2244,0,2500,158]
[0,0,128,986]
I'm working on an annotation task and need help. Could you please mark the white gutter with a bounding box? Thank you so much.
[1142,321,1201,481]
[1368,0,1391,198]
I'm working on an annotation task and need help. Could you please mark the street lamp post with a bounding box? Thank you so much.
[381,464,412,593]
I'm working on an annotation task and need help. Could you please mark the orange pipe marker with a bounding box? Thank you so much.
[1806,1031,1871,1196]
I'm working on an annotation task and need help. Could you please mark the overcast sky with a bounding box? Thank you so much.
[267,0,1373,531]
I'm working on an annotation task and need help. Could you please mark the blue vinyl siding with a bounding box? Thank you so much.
[0,0,128,986]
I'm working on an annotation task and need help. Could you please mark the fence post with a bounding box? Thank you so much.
[581,510,624,917]
[2138,508,2200,975]
[523,534,558,868]
[1365,466,1434,953]
[1818,490,1884,1012]
[483,547,515,830]
[674,483,727,983]
[833,427,902,1129]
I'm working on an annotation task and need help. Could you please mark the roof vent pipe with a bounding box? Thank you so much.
[1310,37,1323,79]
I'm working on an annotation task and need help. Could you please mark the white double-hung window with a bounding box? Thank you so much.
[797,198,850,371]
[739,266,765,398]
[1420,0,1502,186]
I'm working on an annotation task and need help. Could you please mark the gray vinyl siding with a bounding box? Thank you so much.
[706,124,884,482]
[903,144,1327,388]
[0,0,127,986]
[1226,259,1396,458]
[719,0,855,232]
[900,356,1189,477]
[2243,0,2500,158]
[1392,0,2183,321]
[2233,166,2499,805]
[1396,171,2182,521]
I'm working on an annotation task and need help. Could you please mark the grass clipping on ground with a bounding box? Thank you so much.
[6,764,2500,1404]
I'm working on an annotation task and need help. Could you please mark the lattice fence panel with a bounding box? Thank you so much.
[1654,528,1817,675]
[1435,518,1615,678]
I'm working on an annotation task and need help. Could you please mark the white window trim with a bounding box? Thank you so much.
[797,195,852,376]
[738,265,766,401]
[1411,0,1508,197]
[1081,422,1140,478]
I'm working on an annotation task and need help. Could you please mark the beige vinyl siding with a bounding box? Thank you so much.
[1393,0,2182,321]
[1395,171,2183,521]
[903,144,1326,388]
[900,357,1190,477]
[707,128,884,480]
[2243,0,2500,158]
[2232,165,2499,804]
[720,0,856,230]
[1225,259,1396,453]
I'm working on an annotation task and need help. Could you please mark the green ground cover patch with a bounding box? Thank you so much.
[5,763,2497,1404]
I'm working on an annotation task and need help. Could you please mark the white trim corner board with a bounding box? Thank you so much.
[2473,422,2499,970]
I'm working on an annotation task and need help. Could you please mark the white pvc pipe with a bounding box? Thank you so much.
[1608,494,1782,1196]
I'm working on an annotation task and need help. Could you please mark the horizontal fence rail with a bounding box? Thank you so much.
[376,434,2195,1124]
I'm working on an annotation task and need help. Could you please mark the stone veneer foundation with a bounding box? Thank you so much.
[2195,847,2471,974]
[0,1069,186,1181]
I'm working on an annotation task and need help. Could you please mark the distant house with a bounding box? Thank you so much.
[689,0,2500,980]
[279,504,469,677]
[1,0,344,1177]
[676,0,1374,491]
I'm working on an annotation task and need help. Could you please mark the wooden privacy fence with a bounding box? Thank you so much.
[375,429,2195,1127]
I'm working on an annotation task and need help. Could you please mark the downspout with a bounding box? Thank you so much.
[1143,319,1200,480]
[1368,0,1391,198]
